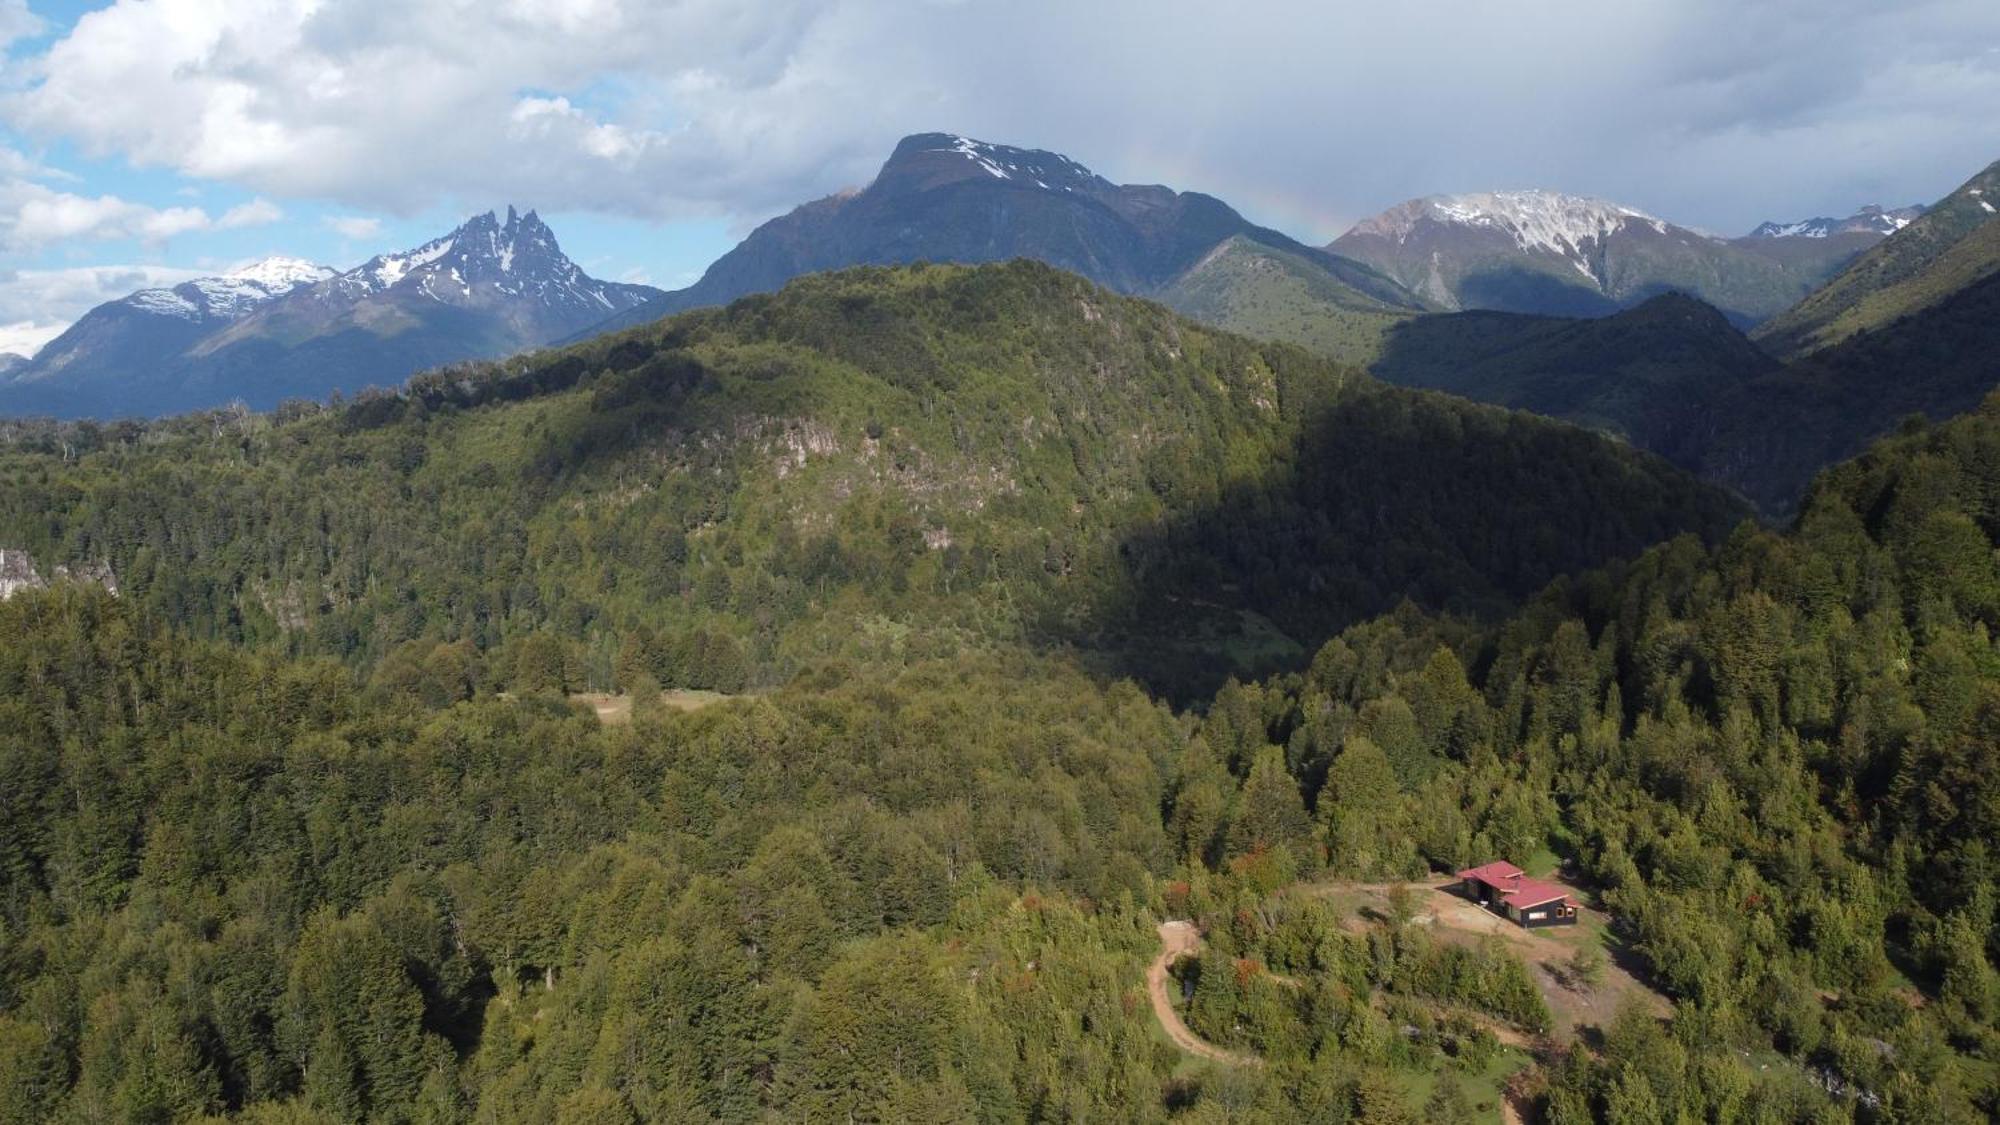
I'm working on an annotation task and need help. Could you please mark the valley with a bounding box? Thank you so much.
[0,15,1997,1118]
[3,258,1997,1118]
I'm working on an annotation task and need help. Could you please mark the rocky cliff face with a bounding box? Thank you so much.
[0,548,119,599]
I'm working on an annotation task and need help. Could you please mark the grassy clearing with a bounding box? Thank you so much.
[1396,1046,1533,1125]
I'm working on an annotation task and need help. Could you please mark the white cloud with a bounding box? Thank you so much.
[0,0,40,53]
[510,96,647,162]
[1,181,207,247]
[0,320,63,357]
[0,263,208,355]
[0,178,282,250]
[216,197,283,229]
[324,215,383,240]
[8,0,848,220]
[3,0,1999,240]
[0,139,283,251]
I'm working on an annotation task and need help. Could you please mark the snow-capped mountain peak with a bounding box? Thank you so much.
[5,209,662,414]
[313,207,657,319]
[1746,204,1925,239]
[336,207,596,302]
[883,133,1106,196]
[226,257,338,289]
[1339,190,1673,286]
[119,257,338,322]
[1357,190,1666,254]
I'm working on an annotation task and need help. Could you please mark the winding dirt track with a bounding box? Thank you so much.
[1148,921,1262,1067]
[1148,918,1533,1120]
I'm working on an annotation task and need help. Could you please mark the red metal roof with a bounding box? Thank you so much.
[1457,861,1579,910]
[1455,860,1525,885]
[1500,877,1576,910]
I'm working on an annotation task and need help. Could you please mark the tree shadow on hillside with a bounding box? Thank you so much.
[1072,387,1746,704]
[1454,266,1621,319]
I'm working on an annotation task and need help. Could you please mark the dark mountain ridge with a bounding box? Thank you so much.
[1371,292,1779,447]
[582,132,1424,339]
[1370,265,2000,517]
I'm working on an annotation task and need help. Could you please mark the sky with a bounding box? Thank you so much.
[0,0,1997,356]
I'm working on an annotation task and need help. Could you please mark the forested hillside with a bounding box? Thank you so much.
[0,262,1741,701]
[1366,268,2000,517]
[1754,158,2000,359]
[0,352,1995,1122]
[1683,268,2000,514]
[1153,236,1417,368]
[1184,389,2000,1121]
[1370,293,1777,447]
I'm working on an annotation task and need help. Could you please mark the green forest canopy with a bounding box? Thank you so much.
[0,262,1742,703]
[0,266,1996,1121]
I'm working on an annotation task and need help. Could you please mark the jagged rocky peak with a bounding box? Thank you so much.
[327,206,651,314]
[459,206,571,281]
[346,206,576,294]
[876,132,1109,195]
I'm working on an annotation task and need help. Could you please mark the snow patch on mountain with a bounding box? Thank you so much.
[115,256,338,323]
[227,257,337,289]
[1349,190,1666,280]
[1746,204,1924,239]
[922,134,1094,195]
[188,259,338,318]
[1362,191,1659,245]
[127,289,202,318]
[355,235,458,292]
[321,207,653,317]
[940,135,1011,180]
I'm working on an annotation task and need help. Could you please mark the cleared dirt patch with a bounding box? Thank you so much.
[569,689,739,724]
[1149,921,1262,1067]
[1302,878,1671,1039]
[571,692,634,724]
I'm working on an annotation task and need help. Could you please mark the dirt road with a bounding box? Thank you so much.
[1148,921,1262,1067]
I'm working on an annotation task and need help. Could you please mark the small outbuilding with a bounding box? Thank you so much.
[1455,860,1579,928]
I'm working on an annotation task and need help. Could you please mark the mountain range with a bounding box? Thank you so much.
[5,126,2000,1124]
[1325,190,1893,326]
[1745,203,1925,239]
[0,208,659,418]
[597,138,1917,349]
[1368,180,2000,514]
[4,256,335,408]
[582,132,1426,345]
[3,129,1996,518]
[1753,158,2000,358]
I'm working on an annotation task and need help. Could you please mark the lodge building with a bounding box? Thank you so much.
[1455,860,1580,928]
